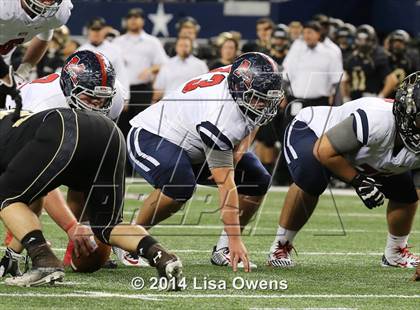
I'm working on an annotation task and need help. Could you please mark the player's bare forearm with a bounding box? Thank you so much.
[67,189,86,219]
[379,73,399,98]
[211,167,241,237]
[43,188,78,232]
[313,134,358,183]
[150,64,161,75]
[22,37,49,66]
[233,127,259,164]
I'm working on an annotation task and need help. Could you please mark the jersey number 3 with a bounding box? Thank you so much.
[182,74,225,93]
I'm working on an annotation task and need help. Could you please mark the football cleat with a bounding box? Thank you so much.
[4,267,64,287]
[0,248,26,277]
[163,257,183,280]
[267,241,295,267]
[381,246,419,268]
[210,246,257,269]
[153,251,183,290]
[112,246,150,267]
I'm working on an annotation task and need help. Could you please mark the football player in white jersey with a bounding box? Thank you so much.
[122,52,283,271]
[267,72,420,270]
[0,0,73,77]
[5,50,126,120]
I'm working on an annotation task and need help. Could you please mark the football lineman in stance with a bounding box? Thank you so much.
[0,51,127,277]
[0,107,182,287]
[267,72,420,269]
[121,52,283,271]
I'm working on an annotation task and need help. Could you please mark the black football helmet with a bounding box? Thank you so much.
[23,0,63,18]
[355,24,377,53]
[228,52,284,126]
[388,29,411,56]
[60,50,116,115]
[335,23,356,51]
[393,71,420,153]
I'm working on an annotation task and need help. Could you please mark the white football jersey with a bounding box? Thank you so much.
[5,72,125,120]
[295,97,420,175]
[130,67,255,164]
[0,0,73,60]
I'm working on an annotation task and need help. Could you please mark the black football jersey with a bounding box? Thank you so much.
[344,46,392,100]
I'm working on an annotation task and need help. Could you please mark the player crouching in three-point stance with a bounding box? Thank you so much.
[0,108,181,286]
[267,72,420,269]
[0,50,127,274]
[118,52,283,271]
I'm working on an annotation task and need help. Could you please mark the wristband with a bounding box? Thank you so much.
[64,220,77,233]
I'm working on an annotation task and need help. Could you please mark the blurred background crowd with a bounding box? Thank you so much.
[9,0,420,184]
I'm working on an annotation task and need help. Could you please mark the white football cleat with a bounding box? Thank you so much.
[210,246,257,269]
[5,267,64,287]
[112,246,150,267]
[267,241,295,267]
[381,245,419,268]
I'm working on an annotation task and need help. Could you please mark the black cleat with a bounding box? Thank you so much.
[0,248,26,277]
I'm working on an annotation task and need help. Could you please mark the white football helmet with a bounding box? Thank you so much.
[23,0,62,18]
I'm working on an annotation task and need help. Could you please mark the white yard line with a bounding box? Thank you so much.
[0,292,419,300]
[0,246,394,256]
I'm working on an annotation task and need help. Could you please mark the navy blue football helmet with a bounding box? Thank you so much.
[228,52,284,126]
[60,50,116,115]
[393,71,420,153]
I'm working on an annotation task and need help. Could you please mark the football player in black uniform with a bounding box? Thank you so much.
[344,25,399,100]
[335,23,356,61]
[0,108,182,287]
[387,30,420,87]
[270,24,289,66]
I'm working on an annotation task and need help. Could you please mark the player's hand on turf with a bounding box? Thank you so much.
[350,174,384,209]
[67,223,98,258]
[228,237,250,272]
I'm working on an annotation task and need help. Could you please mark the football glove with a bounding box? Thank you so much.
[350,174,385,209]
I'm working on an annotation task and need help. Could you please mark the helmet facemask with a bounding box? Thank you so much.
[355,32,374,54]
[236,88,284,126]
[67,84,116,115]
[393,72,420,153]
[23,0,62,18]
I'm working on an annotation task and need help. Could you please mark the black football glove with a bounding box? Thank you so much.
[0,64,22,111]
[350,174,385,209]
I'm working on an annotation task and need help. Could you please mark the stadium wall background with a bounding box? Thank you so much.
[68,0,419,40]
